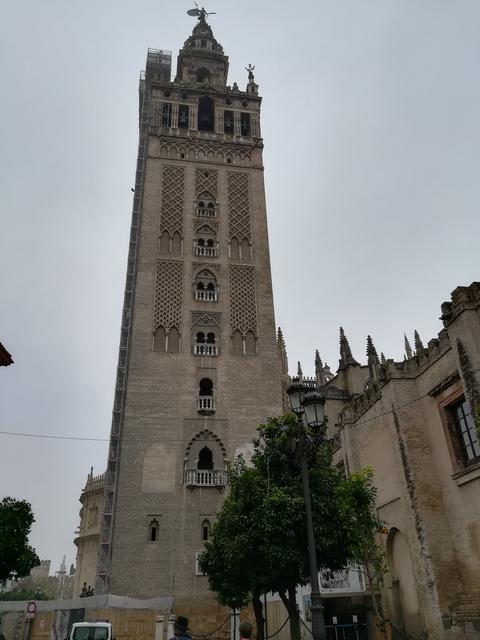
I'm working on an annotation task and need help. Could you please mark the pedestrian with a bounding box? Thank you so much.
[239,621,253,640]
[170,616,191,640]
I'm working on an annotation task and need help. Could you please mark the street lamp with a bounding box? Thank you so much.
[286,381,327,640]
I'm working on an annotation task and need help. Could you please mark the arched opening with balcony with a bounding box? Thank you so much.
[198,95,215,131]
[198,377,215,414]
[194,331,218,356]
[194,269,218,302]
[184,430,228,488]
[196,192,217,217]
[194,224,217,256]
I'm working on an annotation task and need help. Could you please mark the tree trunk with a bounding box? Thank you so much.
[252,589,265,640]
[279,586,301,640]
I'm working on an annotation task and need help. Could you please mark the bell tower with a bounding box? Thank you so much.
[97,9,282,616]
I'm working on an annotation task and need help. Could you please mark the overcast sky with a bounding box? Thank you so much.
[1,0,479,575]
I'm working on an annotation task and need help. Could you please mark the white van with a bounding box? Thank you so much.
[67,622,113,640]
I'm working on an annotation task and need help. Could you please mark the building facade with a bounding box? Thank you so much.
[281,282,480,639]
[73,470,105,597]
[97,9,282,619]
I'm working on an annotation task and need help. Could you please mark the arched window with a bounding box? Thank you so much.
[195,332,217,356]
[198,446,214,470]
[198,96,215,131]
[245,331,256,355]
[194,224,217,256]
[240,238,251,260]
[196,192,217,217]
[154,327,166,352]
[167,327,180,353]
[230,237,240,259]
[194,270,218,302]
[171,232,182,254]
[148,519,159,542]
[159,230,170,253]
[232,330,243,354]
[198,378,215,414]
[201,519,211,541]
[184,430,227,488]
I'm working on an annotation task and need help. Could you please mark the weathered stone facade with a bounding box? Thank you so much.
[96,11,282,623]
[286,282,480,639]
[73,470,105,597]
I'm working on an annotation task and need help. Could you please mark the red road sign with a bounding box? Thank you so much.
[26,601,36,619]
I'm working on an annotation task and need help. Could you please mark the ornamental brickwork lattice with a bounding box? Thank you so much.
[195,168,218,198]
[154,260,184,331]
[227,172,251,242]
[160,166,185,237]
[229,265,257,334]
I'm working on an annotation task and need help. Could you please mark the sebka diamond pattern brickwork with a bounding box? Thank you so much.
[160,166,185,237]
[195,168,218,198]
[229,265,257,334]
[227,172,251,242]
[154,261,184,331]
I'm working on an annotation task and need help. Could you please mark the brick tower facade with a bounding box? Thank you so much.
[97,11,283,609]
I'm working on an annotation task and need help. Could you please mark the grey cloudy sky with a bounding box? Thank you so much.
[1,0,479,573]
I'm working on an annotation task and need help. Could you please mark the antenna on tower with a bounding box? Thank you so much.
[187,3,216,19]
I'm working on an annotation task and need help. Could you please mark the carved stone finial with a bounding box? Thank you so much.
[367,335,380,380]
[404,333,413,360]
[380,352,386,365]
[246,63,255,81]
[315,349,325,386]
[338,327,359,370]
[297,361,303,380]
[414,330,425,355]
[277,327,288,376]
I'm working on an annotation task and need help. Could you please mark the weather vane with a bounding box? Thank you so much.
[187,2,216,21]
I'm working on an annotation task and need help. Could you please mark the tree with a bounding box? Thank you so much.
[0,497,40,583]
[200,416,385,640]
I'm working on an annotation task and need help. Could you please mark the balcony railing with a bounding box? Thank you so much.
[195,245,217,257]
[197,395,216,414]
[196,207,217,218]
[185,469,228,487]
[194,344,218,356]
[194,289,218,302]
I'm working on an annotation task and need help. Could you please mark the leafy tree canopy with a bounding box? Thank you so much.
[200,415,384,640]
[0,497,40,583]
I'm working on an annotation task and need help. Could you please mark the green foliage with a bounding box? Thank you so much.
[0,588,48,601]
[200,415,384,613]
[0,497,40,583]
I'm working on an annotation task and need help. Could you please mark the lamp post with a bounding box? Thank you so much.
[286,381,327,640]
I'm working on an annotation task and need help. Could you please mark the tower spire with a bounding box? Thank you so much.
[404,333,413,360]
[338,327,359,370]
[367,335,380,380]
[297,361,303,380]
[277,327,288,376]
[414,330,425,355]
[315,349,325,386]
